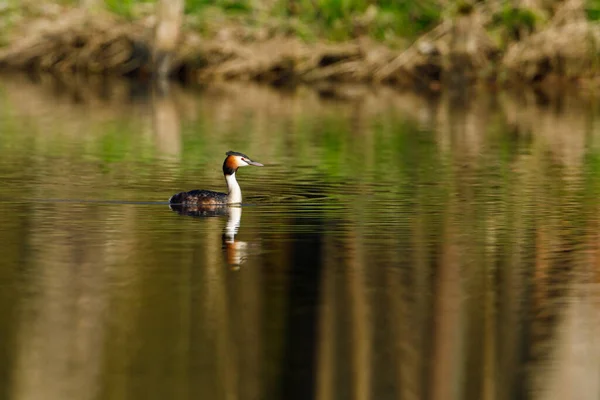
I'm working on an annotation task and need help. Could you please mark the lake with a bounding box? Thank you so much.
[1,75,600,400]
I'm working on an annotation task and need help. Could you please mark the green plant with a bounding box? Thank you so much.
[185,0,253,14]
[586,0,600,20]
[491,3,539,41]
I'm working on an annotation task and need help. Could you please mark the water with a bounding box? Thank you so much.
[1,75,600,400]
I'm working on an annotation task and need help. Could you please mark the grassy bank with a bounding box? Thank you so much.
[0,1,599,90]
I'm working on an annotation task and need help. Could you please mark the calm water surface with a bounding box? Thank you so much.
[1,76,600,400]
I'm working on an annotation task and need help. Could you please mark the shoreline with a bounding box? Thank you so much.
[0,3,598,91]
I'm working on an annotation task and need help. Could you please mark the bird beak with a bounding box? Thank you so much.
[244,158,263,167]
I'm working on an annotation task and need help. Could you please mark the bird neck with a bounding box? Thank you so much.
[225,172,242,204]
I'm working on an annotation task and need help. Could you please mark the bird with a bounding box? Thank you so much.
[169,151,263,206]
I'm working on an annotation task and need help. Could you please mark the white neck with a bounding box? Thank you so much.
[225,173,242,204]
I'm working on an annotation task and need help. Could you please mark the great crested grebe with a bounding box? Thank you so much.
[169,151,263,205]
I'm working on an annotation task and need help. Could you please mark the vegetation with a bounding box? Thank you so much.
[0,0,599,88]
[587,0,600,20]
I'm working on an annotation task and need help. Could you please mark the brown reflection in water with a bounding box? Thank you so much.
[316,235,337,400]
[346,225,372,400]
[431,202,462,400]
[10,204,111,400]
[152,83,182,159]
[501,90,588,171]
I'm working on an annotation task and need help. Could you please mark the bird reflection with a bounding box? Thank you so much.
[169,203,249,269]
[169,203,229,218]
[221,206,247,268]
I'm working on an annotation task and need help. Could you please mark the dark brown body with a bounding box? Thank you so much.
[169,189,228,205]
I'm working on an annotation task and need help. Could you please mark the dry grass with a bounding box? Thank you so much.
[0,9,151,75]
[0,2,598,89]
[503,20,600,83]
